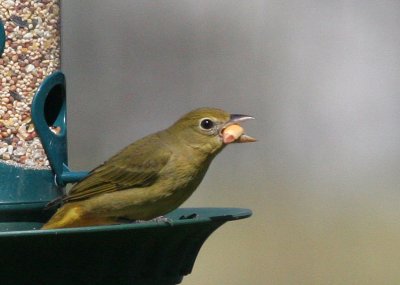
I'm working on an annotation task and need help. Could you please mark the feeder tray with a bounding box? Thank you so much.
[0,207,251,285]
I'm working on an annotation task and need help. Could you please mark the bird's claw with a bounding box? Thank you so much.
[150,216,174,226]
[128,216,174,226]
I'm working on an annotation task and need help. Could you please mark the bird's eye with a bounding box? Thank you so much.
[200,118,215,130]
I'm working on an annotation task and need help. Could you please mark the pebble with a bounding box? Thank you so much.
[0,0,61,168]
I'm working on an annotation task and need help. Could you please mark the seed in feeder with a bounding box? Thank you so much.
[17,125,29,140]
[2,153,11,160]
[27,124,34,133]
[10,91,23,101]
[10,15,29,28]
[19,156,27,164]
[14,147,26,156]
[50,126,61,135]
[25,64,35,73]
[11,54,19,62]
[0,0,61,168]
[31,18,39,28]
[23,32,33,39]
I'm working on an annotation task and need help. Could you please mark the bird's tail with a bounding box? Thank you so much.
[42,203,85,229]
[42,203,119,230]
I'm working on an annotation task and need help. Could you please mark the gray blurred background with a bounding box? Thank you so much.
[62,1,400,284]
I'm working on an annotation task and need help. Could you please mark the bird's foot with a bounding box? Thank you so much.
[134,216,174,225]
[149,216,174,226]
[117,216,173,226]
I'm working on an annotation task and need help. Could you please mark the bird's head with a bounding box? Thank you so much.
[168,107,256,156]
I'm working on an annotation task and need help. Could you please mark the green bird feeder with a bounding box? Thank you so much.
[0,2,252,285]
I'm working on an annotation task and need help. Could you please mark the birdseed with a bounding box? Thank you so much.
[0,0,61,169]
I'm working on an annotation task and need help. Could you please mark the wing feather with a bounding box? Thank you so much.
[64,133,171,203]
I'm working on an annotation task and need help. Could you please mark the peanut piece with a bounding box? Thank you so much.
[222,124,244,144]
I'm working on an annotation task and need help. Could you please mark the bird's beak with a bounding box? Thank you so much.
[220,114,256,144]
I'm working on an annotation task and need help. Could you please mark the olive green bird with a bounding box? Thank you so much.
[42,107,255,229]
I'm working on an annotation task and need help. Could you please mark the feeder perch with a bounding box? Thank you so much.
[0,3,252,285]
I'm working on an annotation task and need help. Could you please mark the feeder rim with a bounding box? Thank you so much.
[0,207,252,237]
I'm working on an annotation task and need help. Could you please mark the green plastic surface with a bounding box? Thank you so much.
[0,163,60,204]
[31,71,68,186]
[31,71,88,186]
[0,19,4,56]
[0,207,252,285]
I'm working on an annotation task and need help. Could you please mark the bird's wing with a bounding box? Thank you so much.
[64,135,171,203]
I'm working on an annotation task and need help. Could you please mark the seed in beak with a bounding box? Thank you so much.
[222,124,257,144]
[223,124,244,144]
[237,134,257,143]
